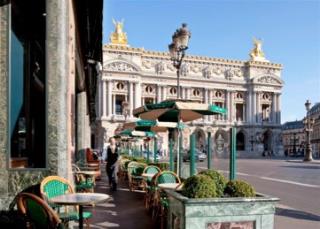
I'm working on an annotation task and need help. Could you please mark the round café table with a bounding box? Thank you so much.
[50,193,110,229]
[141,173,156,179]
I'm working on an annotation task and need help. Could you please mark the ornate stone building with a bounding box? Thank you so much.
[282,121,305,156]
[95,22,284,158]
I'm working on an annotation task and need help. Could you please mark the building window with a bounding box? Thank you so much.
[144,97,154,104]
[145,85,153,93]
[193,89,200,96]
[9,0,46,168]
[236,92,243,99]
[236,132,245,151]
[262,93,270,100]
[115,95,125,115]
[116,82,124,90]
[215,90,223,98]
[236,104,244,121]
[169,87,177,95]
[262,104,270,121]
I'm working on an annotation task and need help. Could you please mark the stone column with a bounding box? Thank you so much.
[163,87,167,100]
[181,87,185,99]
[134,82,141,108]
[272,93,276,123]
[252,91,257,124]
[102,80,107,118]
[246,91,251,124]
[256,92,260,123]
[112,94,115,115]
[157,85,161,102]
[208,90,213,122]
[129,82,133,116]
[277,93,281,124]
[226,91,230,122]
[107,80,112,117]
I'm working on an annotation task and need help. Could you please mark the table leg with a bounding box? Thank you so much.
[79,205,83,229]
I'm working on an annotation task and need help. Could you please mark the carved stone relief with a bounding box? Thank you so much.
[105,61,138,72]
[258,76,279,84]
[180,63,189,76]
[202,66,212,78]
[155,62,165,74]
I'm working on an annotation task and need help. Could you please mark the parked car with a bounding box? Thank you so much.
[174,149,206,162]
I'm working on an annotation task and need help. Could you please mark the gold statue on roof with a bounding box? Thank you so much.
[110,19,128,45]
[250,38,268,62]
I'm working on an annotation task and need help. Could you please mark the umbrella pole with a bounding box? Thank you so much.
[154,138,158,163]
[147,142,150,164]
[169,138,174,171]
[190,133,196,176]
[178,130,183,177]
[229,127,237,180]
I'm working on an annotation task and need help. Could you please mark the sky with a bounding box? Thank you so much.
[103,0,320,123]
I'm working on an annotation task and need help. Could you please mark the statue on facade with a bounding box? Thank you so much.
[249,38,268,62]
[110,19,128,45]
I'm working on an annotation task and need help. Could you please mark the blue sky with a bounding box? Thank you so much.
[103,0,320,123]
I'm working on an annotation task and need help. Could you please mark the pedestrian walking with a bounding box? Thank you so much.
[105,137,119,191]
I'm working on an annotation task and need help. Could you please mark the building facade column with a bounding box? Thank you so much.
[163,86,167,100]
[102,80,107,118]
[157,85,161,102]
[246,91,251,124]
[107,80,112,117]
[252,91,257,124]
[129,82,133,117]
[208,90,213,122]
[256,92,260,123]
[112,94,115,115]
[134,82,141,108]
[272,93,276,123]
[277,93,281,124]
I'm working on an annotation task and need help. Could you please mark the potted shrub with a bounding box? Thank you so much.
[165,170,279,229]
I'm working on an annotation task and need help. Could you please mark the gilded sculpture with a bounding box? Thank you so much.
[250,38,268,61]
[110,19,128,45]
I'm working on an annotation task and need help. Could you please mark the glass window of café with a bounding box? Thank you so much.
[9,0,46,168]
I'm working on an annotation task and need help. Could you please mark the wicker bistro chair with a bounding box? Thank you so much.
[40,176,92,228]
[118,158,131,181]
[72,164,95,193]
[142,165,161,209]
[152,171,181,228]
[17,192,65,229]
[127,161,147,191]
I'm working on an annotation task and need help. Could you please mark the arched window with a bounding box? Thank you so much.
[236,92,243,99]
[145,85,153,93]
[215,90,222,98]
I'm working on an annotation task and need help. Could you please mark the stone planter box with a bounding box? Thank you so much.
[165,190,279,229]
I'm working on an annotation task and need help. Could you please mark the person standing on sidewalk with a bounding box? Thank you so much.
[105,137,119,191]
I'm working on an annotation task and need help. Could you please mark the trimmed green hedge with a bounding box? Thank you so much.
[182,174,217,198]
[199,170,227,197]
[224,180,256,197]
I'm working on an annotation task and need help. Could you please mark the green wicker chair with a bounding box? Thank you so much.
[153,171,181,229]
[118,158,131,181]
[142,165,161,209]
[72,164,95,193]
[17,192,65,229]
[40,176,92,228]
[127,161,147,191]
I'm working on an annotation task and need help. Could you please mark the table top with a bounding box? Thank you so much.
[74,171,97,176]
[142,173,156,178]
[50,193,110,206]
[158,183,183,190]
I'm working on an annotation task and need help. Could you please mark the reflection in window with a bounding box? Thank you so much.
[10,0,46,168]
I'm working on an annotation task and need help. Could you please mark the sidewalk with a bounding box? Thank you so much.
[74,169,156,229]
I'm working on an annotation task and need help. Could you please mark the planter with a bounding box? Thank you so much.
[165,190,279,229]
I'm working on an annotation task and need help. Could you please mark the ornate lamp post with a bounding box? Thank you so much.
[303,100,315,161]
[168,23,191,99]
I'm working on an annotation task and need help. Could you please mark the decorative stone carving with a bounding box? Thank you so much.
[190,64,200,73]
[258,76,278,84]
[166,62,175,71]
[155,62,165,74]
[142,60,152,69]
[212,67,223,75]
[225,68,234,80]
[105,61,138,72]
[180,63,189,76]
[202,66,212,78]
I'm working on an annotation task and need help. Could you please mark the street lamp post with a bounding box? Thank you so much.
[168,23,191,99]
[303,100,315,162]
